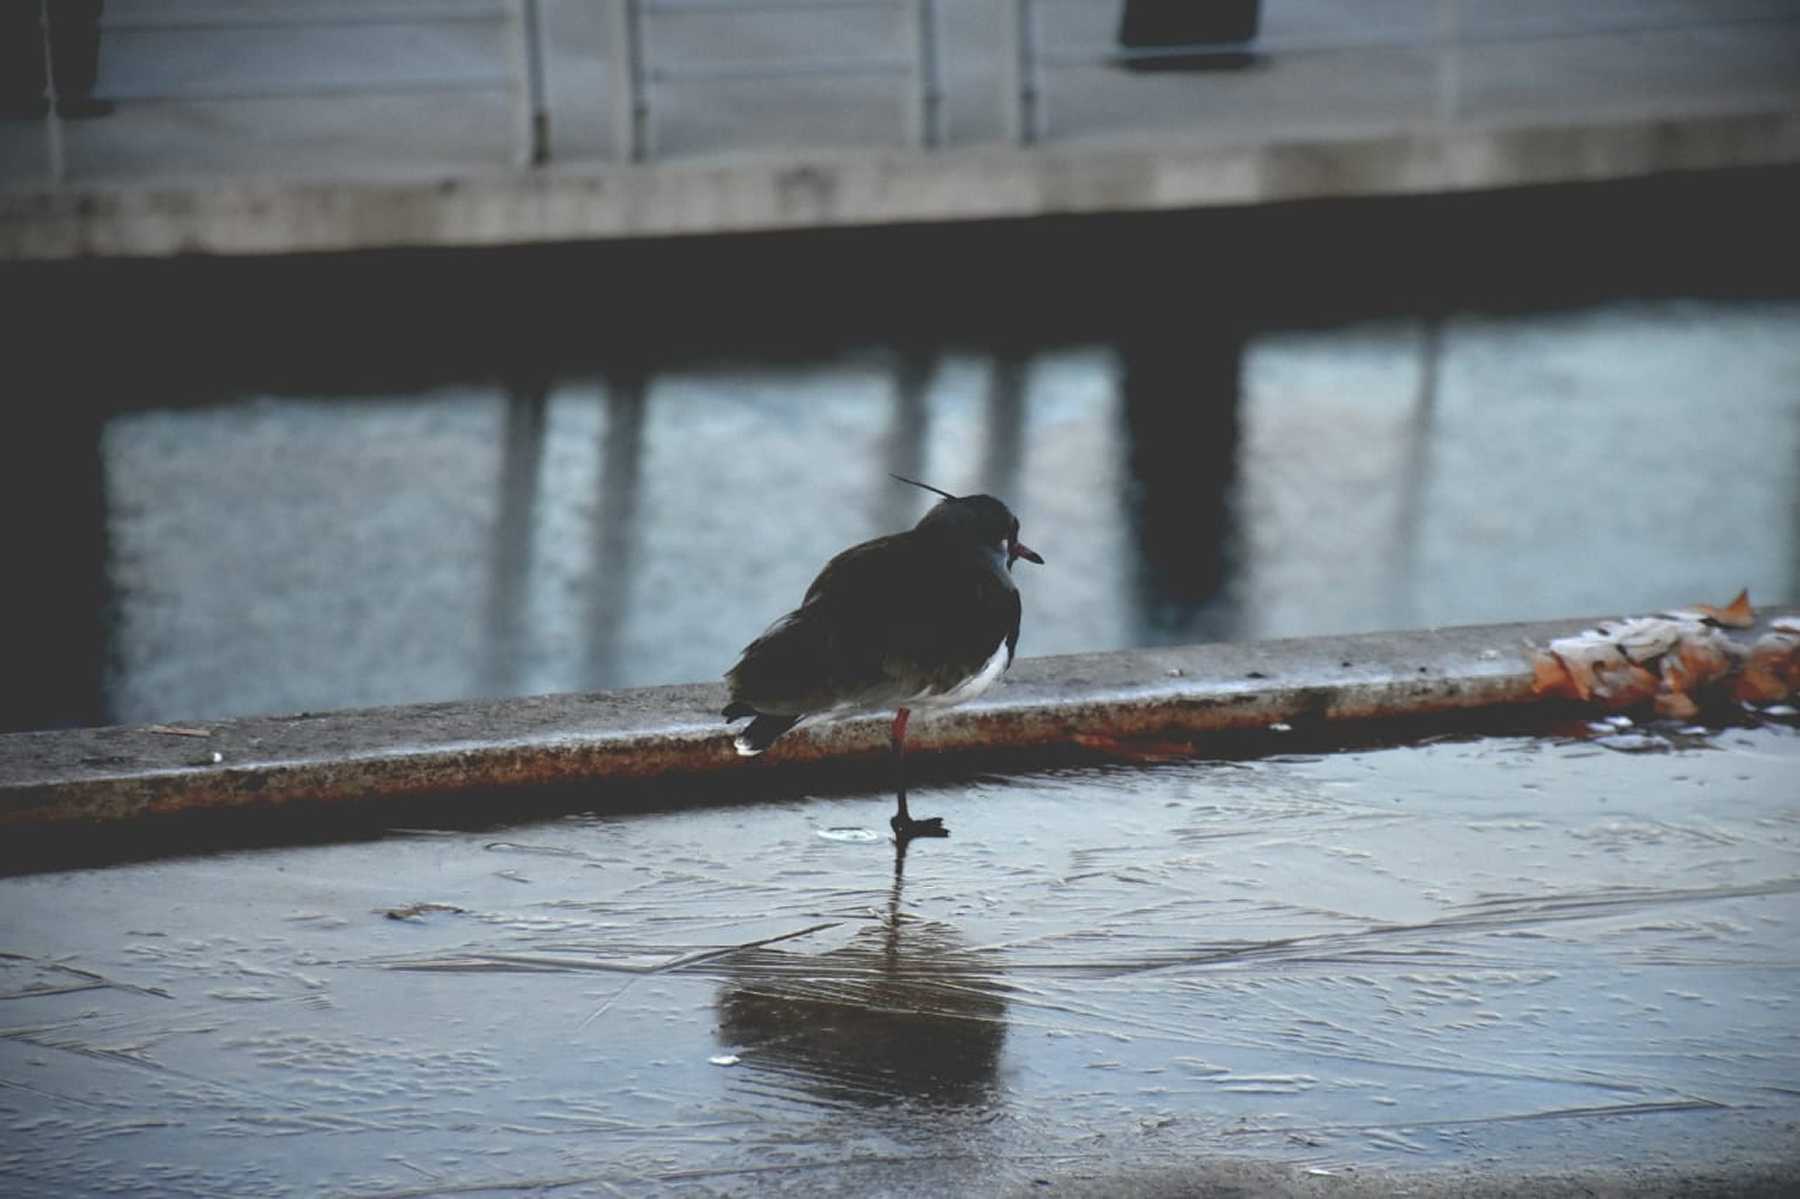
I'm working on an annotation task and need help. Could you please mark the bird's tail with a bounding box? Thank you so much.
[723,704,801,757]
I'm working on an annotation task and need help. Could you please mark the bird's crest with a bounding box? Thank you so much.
[888,473,958,501]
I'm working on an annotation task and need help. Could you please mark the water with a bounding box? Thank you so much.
[2,720,1795,1194]
[61,295,1800,730]
[8,176,1799,733]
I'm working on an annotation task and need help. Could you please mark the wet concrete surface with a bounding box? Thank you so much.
[1,720,1795,1196]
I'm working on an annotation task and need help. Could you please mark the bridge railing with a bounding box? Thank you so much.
[614,0,942,162]
[9,0,1794,184]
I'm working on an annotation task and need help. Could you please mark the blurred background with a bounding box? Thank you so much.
[3,0,1798,731]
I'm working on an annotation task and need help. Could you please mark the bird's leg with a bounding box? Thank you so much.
[889,707,947,840]
[891,707,910,818]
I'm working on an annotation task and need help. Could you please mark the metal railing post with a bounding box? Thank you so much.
[1002,0,1041,146]
[509,0,550,166]
[610,0,650,163]
[1436,0,1463,127]
[907,0,943,149]
[38,0,66,185]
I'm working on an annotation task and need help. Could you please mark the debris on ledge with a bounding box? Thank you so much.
[1529,590,1800,719]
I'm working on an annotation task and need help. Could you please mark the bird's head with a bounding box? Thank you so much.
[892,475,1044,570]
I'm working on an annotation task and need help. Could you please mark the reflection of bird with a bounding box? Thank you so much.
[715,838,1008,1108]
[724,476,1043,840]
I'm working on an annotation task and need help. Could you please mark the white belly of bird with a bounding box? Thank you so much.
[913,639,1010,708]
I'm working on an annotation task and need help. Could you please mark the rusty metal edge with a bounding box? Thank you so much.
[0,613,1785,832]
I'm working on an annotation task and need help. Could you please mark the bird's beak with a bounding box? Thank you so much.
[1010,540,1044,566]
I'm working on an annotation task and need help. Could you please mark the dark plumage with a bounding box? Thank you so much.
[724,484,1043,839]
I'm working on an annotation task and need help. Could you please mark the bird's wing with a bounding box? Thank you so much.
[817,538,1021,697]
[724,534,906,714]
[729,532,1023,714]
[800,533,907,605]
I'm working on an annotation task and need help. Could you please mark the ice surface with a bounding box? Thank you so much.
[1,722,1796,1194]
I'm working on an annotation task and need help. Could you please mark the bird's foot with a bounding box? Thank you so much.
[891,814,949,841]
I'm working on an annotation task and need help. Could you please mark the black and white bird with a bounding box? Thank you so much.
[724,476,1043,840]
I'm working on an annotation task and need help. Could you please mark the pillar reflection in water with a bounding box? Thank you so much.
[982,345,1028,508]
[587,364,648,689]
[878,343,1027,528]
[481,372,549,698]
[1392,316,1442,632]
[1,406,110,732]
[877,346,932,535]
[715,840,1009,1109]
[1117,322,1244,645]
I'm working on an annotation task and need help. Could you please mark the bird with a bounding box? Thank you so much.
[723,475,1044,840]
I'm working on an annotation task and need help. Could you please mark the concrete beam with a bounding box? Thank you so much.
[5,110,1799,260]
[0,616,1627,832]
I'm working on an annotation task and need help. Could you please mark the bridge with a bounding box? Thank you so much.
[3,0,1798,258]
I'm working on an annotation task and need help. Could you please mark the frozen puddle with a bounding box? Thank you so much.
[1,722,1796,1195]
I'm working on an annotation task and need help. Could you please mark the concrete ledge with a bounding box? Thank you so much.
[0,617,1621,831]
[7,611,1791,836]
[6,109,1799,259]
